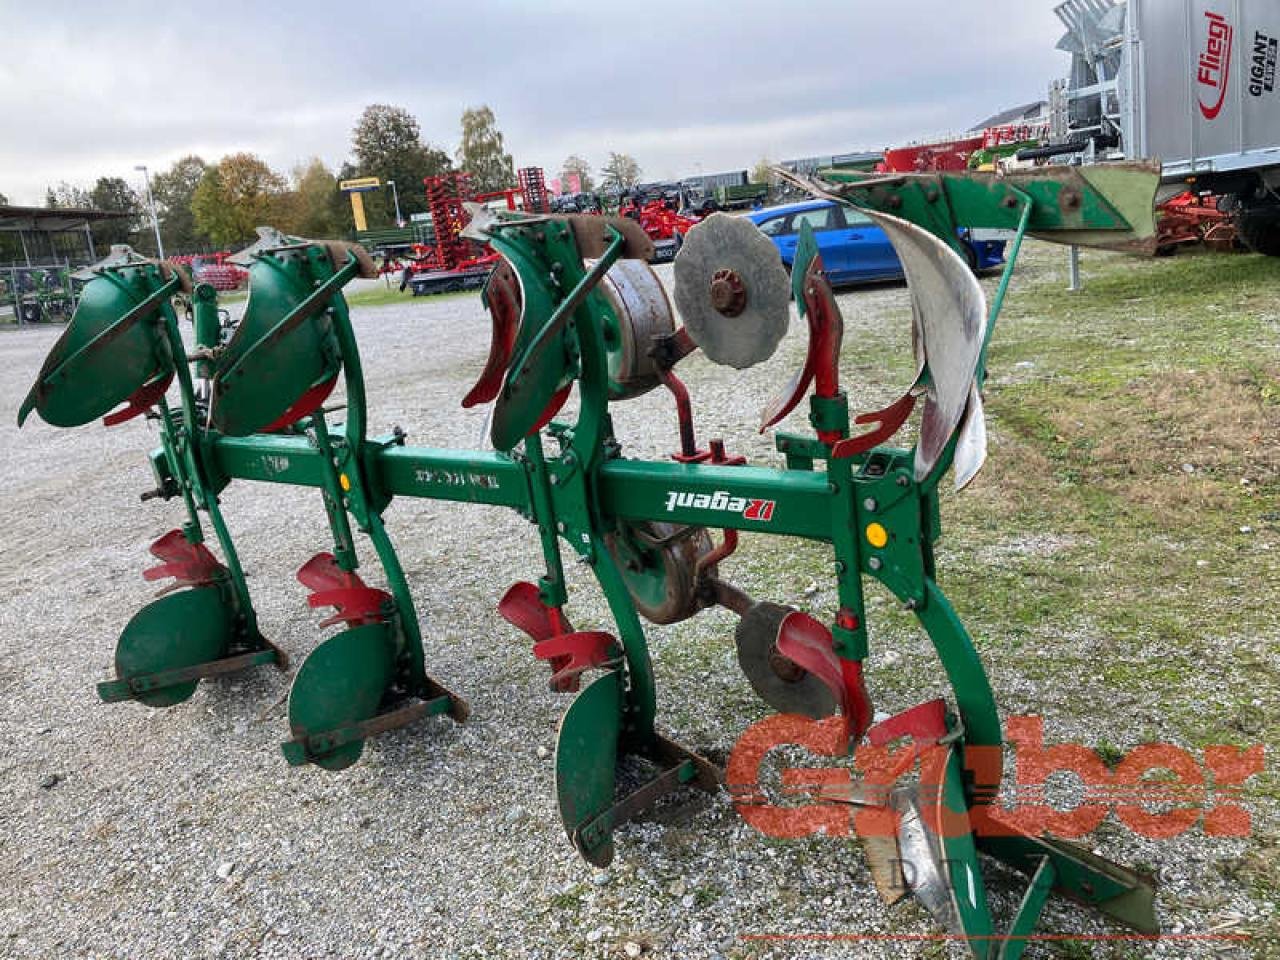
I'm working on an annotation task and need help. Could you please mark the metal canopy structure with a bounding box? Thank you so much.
[0,204,130,266]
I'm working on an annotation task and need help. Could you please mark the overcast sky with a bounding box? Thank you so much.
[0,0,1070,205]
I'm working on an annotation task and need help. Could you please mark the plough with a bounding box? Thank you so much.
[20,162,1164,957]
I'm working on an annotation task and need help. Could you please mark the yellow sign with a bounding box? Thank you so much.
[339,177,381,192]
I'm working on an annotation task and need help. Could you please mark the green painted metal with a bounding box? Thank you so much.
[190,282,221,381]
[978,832,1159,934]
[997,857,1056,960]
[791,219,821,310]
[937,745,995,958]
[286,622,396,770]
[18,161,1169,949]
[484,223,583,451]
[18,264,177,428]
[555,670,623,867]
[604,521,709,624]
[209,250,352,436]
[818,162,1161,256]
[107,586,233,708]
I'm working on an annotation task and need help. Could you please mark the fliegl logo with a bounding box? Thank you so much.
[664,489,776,522]
[1198,9,1235,119]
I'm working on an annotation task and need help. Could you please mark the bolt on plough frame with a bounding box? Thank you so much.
[20,163,1162,958]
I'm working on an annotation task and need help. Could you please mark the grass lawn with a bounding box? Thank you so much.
[345,282,477,308]
[952,244,1279,926]
[957,245,1278,750]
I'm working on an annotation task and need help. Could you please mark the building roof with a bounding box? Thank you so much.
[0,205,131,233]
[969,101,1049,131]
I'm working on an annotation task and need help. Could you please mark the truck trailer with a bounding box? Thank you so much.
[1051,0,1280,253]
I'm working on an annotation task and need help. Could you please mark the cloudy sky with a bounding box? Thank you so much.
[0,0,1069,205]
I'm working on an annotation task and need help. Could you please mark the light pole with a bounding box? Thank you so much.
[134,164,165,259]
[387,179,404,227]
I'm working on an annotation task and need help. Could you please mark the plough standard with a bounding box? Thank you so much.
[20,163,1164,957]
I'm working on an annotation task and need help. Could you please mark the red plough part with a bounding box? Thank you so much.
[498,581,615,692]
[759,255,843,437]
[260,376,338,434]
[143,529,224,595]
[774,610,873,745]
[103,372,174,427]
[463,259,522,408]
[168,252,248,291]
[296,553,391,629]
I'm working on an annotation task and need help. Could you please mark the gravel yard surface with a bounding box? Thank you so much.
[0,244,1273,959]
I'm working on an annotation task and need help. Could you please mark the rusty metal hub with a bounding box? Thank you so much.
[709,268,747,317]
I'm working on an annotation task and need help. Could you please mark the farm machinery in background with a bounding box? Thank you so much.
[167,252,248,291]
[618,189,704,263]
[395,167,553,295]
[340,167,552,295]
[615,177,773,264]
[19,155,1169,957]
[0,263,76,323]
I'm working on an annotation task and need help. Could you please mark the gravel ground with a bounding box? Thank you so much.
[0,245,1273,959]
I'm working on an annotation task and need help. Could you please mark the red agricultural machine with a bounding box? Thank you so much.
[1154,191,1241,254]
[878,134,986,173]
[400,167,556,294]
[167,252,249,291]
[618,196,703,263]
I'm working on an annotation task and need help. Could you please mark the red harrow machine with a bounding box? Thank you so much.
[618,195,703,263]
[20,161,1166,956]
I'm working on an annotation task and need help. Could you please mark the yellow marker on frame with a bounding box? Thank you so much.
[865,522,888,549]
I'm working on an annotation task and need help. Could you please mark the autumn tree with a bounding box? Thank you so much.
[599,152,642,192]
[350,104,451,226]
[151,155,209,254]
[192,153,288,248]
[457,106,514,194]
[559,155,594,193]
[90,177,142,247]
[286,158,345,238]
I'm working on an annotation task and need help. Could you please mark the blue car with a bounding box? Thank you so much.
[745,199,1004,285]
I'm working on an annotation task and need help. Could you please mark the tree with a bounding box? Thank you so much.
[350,104,451,226]
[457,105,514,194]
[90,177,142,248]
[750,156,776,206]
[287,158,345,239]
[192,153,288,248]
[151,155,209,254]
[751,156,775,187]
[0,191,7,206]
[600,152,642,192]
[45,181,92,208]
[559,155,594,193]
